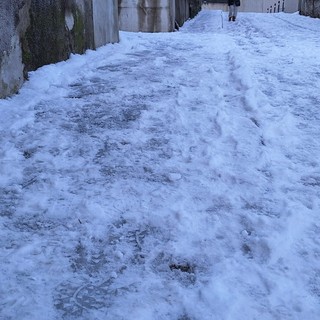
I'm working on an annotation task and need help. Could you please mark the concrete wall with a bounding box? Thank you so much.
[0,1,29,98]
[174,0,202,27]
[118,0,201,32]
[189,0,202,18]
[0,0,119,99]
[203,0,299,13]
[285,0,300,12]
[176,0,190,27]
[300,0,320,18]
[93,0,119,47]
[119,0,176,32]
[23,0,95,73]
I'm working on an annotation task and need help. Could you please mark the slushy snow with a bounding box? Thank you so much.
[1,9,320,320]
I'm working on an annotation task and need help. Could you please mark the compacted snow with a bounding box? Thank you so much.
[0,9,320,320]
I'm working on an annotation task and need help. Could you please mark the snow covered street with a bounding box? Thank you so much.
[1,9,320,319]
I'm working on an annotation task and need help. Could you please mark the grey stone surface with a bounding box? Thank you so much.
[0,3,14,54]
[0,0,119,99]
[0,0,30,98]
[175,0,190,27]
[119,0,175,32]
[118,0,201,32]
[23,0,95,73]
[300,0,320,18]
[93,0,119,47]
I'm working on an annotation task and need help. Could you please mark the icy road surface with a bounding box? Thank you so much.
[1,9,320,320]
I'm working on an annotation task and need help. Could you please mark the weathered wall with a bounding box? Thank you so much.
[175,0,201,27]
[189,0,202,18]
[0,0,119,99]
[119,0,176,32]
[285,0,299,13]
[175,0,190,27]
[119,0,201,32]
[300,0,320,18]
[93,0,119,47]
[0,1,30,98]
[23,0,95,73]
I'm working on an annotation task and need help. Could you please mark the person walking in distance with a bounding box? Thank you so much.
[228,0,241,21]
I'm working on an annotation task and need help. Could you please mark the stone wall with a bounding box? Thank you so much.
[300,0,320,18]
[0,0,119,99]
[22,0,95,73]
[0,0,29,98]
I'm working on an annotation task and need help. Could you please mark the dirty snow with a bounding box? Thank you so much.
[1,9,320,320]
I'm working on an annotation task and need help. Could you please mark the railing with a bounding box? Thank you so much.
[266,0,285,12]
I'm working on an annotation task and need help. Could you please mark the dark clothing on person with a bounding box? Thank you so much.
[228,0,241,6]
[228,0,241,21]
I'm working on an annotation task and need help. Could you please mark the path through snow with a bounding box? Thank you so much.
[0,9,320,320]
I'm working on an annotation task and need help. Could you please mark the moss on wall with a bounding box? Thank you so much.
[70,1,94,53]
[73,7,86,52]
[22,0,94,73]
[1,0,118,98]
[0,81,9,94]
[23,1,69,72]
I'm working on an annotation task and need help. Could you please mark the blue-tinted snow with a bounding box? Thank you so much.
[0,9,320,320]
